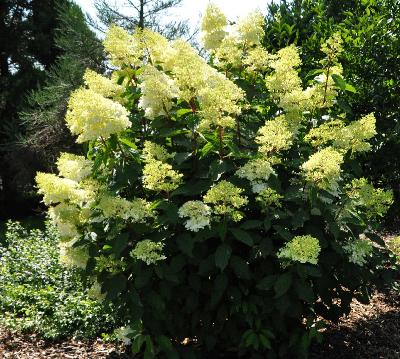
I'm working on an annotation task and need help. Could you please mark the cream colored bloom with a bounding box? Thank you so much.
[214,35,243,68]
[138,65,179,119]
[333,113,377,153]
[243,46,271,72]
[142,159,183,193]
[237,11,265,45]
[103,25,139,67]
[201,3,227,50]
[97,195,153,222]
[115,326,134,345]
[83,69,123,99]
[178,201,211,232]
[346,178,393,218]
[198,71,244,130]
[301,147,344,190]
[236,159,275,193]
[142,141,174,162]
[130,240,166,265]
[56,152,92,182]
[36,172,81,205]
[59,240,89,269]
[256,115,293,154]
[167,39,210,102]
[66,88,131,143]
[203,180,248,221]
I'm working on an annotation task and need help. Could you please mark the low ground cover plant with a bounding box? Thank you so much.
[0,221,117,339]
[35,4,396,357]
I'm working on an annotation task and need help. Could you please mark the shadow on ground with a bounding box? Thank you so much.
[311,290,400,359]
[1,289,399,358]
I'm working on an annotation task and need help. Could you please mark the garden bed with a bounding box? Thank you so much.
[1,288,398,359]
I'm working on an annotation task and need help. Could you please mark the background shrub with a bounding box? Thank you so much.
[264,0,400,223]
[0,221,117,340]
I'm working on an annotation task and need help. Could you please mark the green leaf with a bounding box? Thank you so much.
[199,142,214,158]
[176,108,192,118]
[258,238,273,256]
[294,281,314,303]
[144,335,155,359]
[174,152,192,165]
[176,233,194,257]
[230,228,254,246]
[156,201,179,225]
[364,231,385,246]
[103,273,127,300]
[257,275,276,291]
[209,160,230,181]
[332,74,357,93]
[274,272,292,297]
[259,334,272,349]
[230,255,251,280]
[337,98,353,114]
[273,225,292,240]
[240,220,263,230]
[210,273,228,307]
[156,335,173,352]
[112,232,129,257]
[132,334,146,353]
[119,137,137,149]
[215,243,232,271]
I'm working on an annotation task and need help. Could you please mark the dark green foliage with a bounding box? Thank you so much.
[0,221,117,339]
[0,0,103,219]
[0,0,68,218]
[18,1,104,168]
[264,0,400,222]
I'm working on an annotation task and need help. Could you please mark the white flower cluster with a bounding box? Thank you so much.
[138,65,179,119]
[115,326,134,345]
[97,195,153,222]
[178,200,211,232]
[236,159,275,193]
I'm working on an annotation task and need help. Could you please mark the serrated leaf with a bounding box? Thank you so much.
[274,272,292,297]
[230,228,254,246]
[215,243,232,271]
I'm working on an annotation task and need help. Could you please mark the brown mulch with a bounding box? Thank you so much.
[1,289,399,359]
[311,288,400,359]
[0,331,130,359]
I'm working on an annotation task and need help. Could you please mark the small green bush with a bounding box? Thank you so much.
[0,221,117,339]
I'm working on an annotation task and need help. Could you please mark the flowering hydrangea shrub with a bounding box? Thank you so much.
[35,4,396,358]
